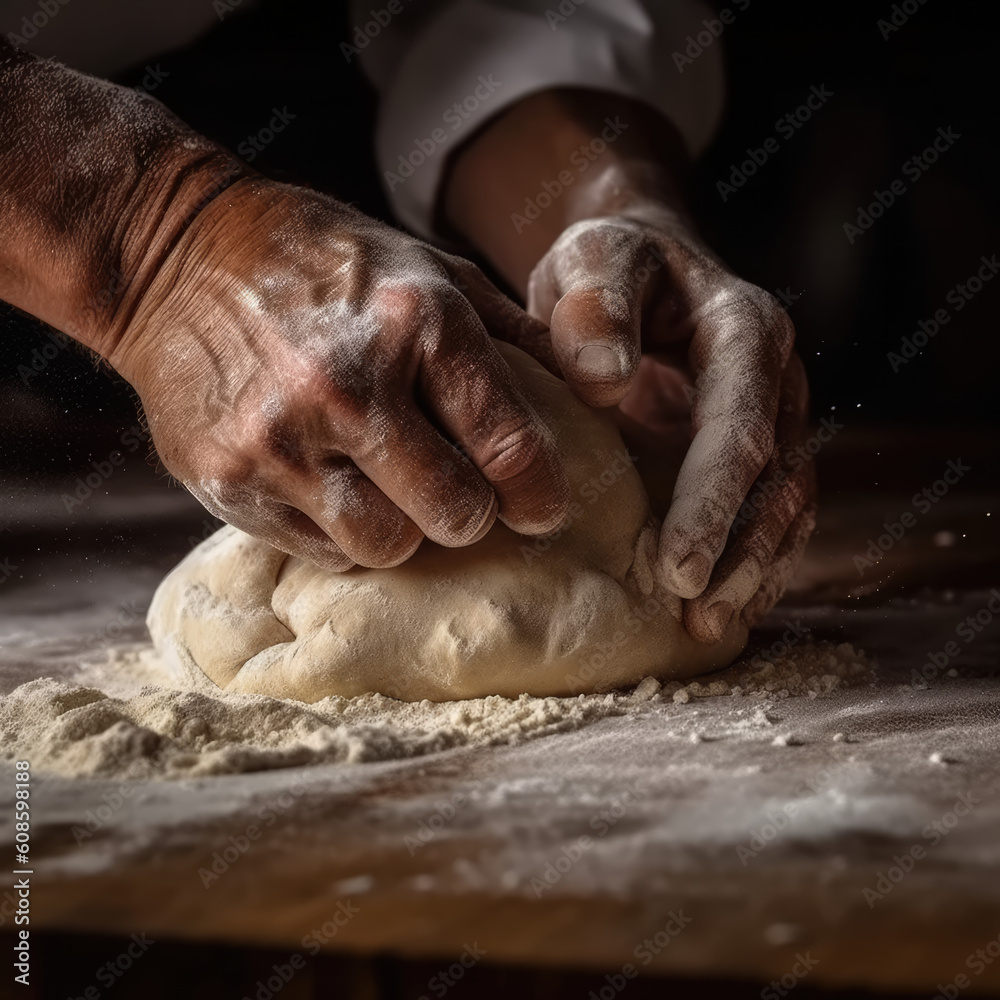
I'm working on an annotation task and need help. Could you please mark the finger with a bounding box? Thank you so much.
[442,258,559,374]
[417,291,571,536]
[188,480,357,573]
[291,457,426,568]
[682,352,812,640]
[657,289,795,598]
[256,506,358,572]
[348,400,501,549]
[526,222,648,407]
[739,504,817,629]
[683,466,810,643]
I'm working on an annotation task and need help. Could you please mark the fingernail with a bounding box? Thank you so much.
[576,344,622,377]
[468,494,499,544]
[705,600,734,642]
[672,551,711,596]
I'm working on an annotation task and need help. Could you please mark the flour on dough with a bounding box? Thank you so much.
[147,343,747,701]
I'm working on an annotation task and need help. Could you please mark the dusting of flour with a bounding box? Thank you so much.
[0,641,874,781]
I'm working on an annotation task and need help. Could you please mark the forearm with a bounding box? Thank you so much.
[443,88,700,296]
[0,39,248,359]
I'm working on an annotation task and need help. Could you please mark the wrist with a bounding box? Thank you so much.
[0,44,249,361]
[443,88,696,295]
[87,147,249,361]
[104,175,288,384]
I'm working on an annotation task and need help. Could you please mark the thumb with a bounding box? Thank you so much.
[546,284,642,408]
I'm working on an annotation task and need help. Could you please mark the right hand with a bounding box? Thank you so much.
[108,178,571,571]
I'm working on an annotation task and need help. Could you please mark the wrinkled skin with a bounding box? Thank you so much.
[525,208,816,643]
[1,39,815,648]
[446,90,817,643]
[108,178,571,571]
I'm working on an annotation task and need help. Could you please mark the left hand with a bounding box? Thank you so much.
[525,204,816,642]
[444,88,816,643]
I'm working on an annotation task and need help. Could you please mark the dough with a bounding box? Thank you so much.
[148,343,747,702]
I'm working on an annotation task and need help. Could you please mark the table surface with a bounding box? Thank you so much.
[1,427,999,994]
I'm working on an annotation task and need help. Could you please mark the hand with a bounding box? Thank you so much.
[527,206,816,642]
[444,89,816,642]
[109,177,571,571]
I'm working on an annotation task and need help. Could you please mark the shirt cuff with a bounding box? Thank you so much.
[373,0,726,241]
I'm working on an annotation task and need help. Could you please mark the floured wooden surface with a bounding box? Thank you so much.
[1,431,998,992]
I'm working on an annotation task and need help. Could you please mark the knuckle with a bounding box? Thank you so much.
[478,419,549,485]
[247,405,311,469]
[319,365,376,426]
[742,414,776,469]
[543,218,645,284]
[558,216,645,253]
[371,278,459,338]
[441,255,486,295]
[205,453,257,494]
[706,282,796,359]
[741,283,797,356]
[525,264,550,308]
[187,462,267,522]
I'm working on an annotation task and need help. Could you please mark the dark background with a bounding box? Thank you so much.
[2,0,997,478]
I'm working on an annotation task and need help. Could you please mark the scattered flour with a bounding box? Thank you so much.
[0,641,875,782]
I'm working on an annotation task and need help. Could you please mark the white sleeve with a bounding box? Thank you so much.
[349,0,727,240]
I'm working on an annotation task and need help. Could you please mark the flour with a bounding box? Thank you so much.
[0,640,874,782]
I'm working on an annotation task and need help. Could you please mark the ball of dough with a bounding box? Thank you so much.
[148,343,746,701]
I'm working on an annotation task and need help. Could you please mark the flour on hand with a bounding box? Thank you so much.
[148,343,747,702]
